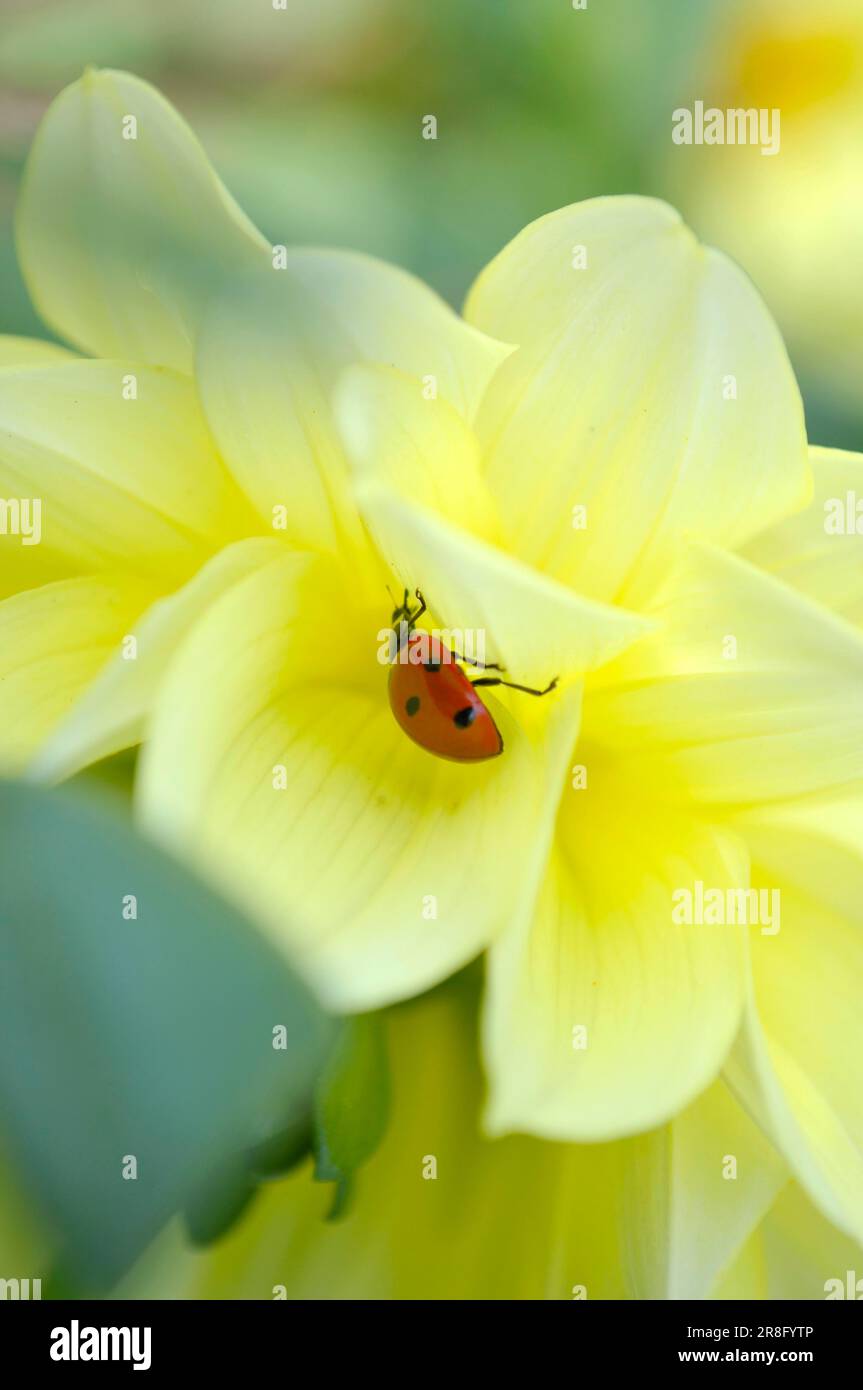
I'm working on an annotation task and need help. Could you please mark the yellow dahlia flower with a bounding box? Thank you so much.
[4,70,863,1296]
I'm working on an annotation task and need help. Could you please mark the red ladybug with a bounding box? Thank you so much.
[387,590,557,763]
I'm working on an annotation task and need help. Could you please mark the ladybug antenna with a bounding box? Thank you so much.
[388,584,426,628]
[388,584,410,627]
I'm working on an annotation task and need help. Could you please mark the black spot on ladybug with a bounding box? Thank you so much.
[424,661,441,673]
[453,705,477,728]
[405,695,421,717]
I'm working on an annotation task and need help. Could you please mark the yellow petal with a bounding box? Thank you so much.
[0,336,77,369]
[483,747,748,1141]
[725,795,863,1246]
[32,538,285,783]
[137,550,555,1010]
[0,361,257,598]
[17,68,269,369]
[195,275,368,562]
[281,248,513,425]
[195,263,511,558]
[709,1226,768,1299]
[741,446,863,630]
[588,542,863,804]
[760,1182,863,1300]
[335,362,650,681]
[624,1079,787,1299]
[0,574,156,773]
[336,364,501,544]
[336,363,650,682]
[465,197,809,606]
[355,479,650,687]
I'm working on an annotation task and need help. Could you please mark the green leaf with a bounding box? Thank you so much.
[312,1012,390,1216]
[250,1115,313,1180]
[0,779,334,1288]
[183,1157,258,1249]
[183,1112,315,1249]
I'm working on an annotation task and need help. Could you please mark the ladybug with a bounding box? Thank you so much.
[387,589,558,763]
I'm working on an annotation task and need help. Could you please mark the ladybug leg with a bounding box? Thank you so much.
[458,652,501,669]
[471,675,559,698]
[451,651,502,670]
[409,593,498,668]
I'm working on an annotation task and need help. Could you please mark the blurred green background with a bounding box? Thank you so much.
[0,0,861,448]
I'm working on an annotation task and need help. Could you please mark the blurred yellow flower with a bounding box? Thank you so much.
[665,0,863,412]
[118,982,861,1301]
[3,69,863,1294]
